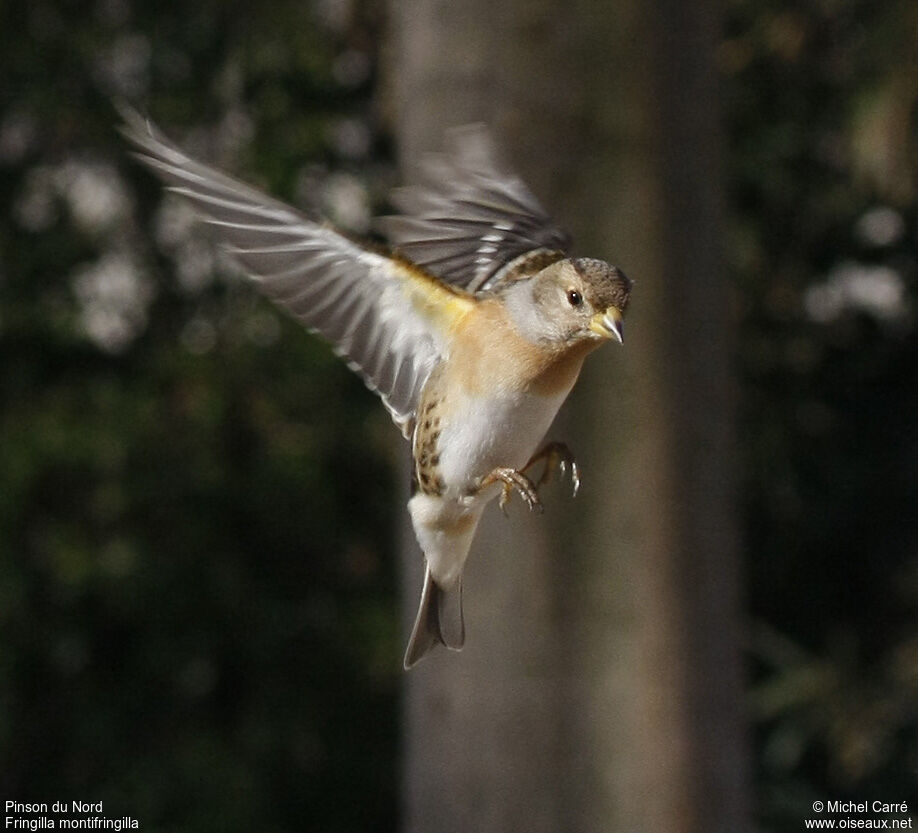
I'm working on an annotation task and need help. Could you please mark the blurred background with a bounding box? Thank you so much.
[0,0,915,831]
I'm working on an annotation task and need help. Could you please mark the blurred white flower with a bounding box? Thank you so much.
[71,252,155,352]
[293,163,327,213]
[855,206,905,248]
[174,237,217,293]
[805,261,908,324]
[330,117,371,159]
[215,107,255,158]
[322,172,369,233]
[16,159,131,234]
[154,198,198,248]
[94,32,151,97]
[55,159,131,234]
[155,199,221,293]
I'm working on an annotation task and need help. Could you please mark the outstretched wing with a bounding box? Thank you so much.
[380,125,572,293]
[120,109,473,437]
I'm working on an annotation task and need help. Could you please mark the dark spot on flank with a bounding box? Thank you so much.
[431,454,440,466]
[423,420,431,430]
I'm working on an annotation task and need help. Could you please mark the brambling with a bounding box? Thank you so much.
[121,111,632,668]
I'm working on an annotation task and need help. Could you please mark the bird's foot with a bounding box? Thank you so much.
[478,468,543,516]
[523,441,580,497]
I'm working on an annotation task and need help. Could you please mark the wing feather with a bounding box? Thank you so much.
[379,125,571,292]
[121,108,473,436]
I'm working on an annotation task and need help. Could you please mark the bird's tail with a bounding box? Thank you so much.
[403,566,465,669]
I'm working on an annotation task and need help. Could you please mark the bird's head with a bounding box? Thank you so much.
[501,257,632,347]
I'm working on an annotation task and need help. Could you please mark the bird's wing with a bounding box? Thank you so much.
[120,110,473,437]
[379,125,572,293]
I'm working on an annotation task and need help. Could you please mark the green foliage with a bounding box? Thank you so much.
[724,0,918,826]
[0,0,398,830]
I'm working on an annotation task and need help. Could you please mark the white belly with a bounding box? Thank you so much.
[437,387,570,496]
[408,387,570,587]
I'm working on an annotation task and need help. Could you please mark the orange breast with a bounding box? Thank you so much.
[445,298,598,398]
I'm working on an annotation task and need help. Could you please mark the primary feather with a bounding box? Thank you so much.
[380,125,571,292]
[120,108,474,436]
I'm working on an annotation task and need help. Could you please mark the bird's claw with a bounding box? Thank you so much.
[479,468,543,516]
[478,443,580,518]
[526,441,580,498]
[555,458,581,498]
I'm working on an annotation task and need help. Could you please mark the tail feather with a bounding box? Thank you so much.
[403,567,465,669]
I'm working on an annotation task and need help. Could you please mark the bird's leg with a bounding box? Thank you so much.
[477,468,543,516]
[522,441,580,497]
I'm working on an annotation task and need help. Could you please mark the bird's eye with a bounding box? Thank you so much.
[567,289,583,307]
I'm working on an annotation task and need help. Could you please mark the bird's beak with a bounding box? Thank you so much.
[589,307,624,344]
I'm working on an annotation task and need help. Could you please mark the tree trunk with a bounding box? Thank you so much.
[386,2,750,831]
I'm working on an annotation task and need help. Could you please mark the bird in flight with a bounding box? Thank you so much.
[121,110,632,668]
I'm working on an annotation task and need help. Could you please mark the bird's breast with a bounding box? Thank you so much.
[447,298,597,398]
[413,300,594,497]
